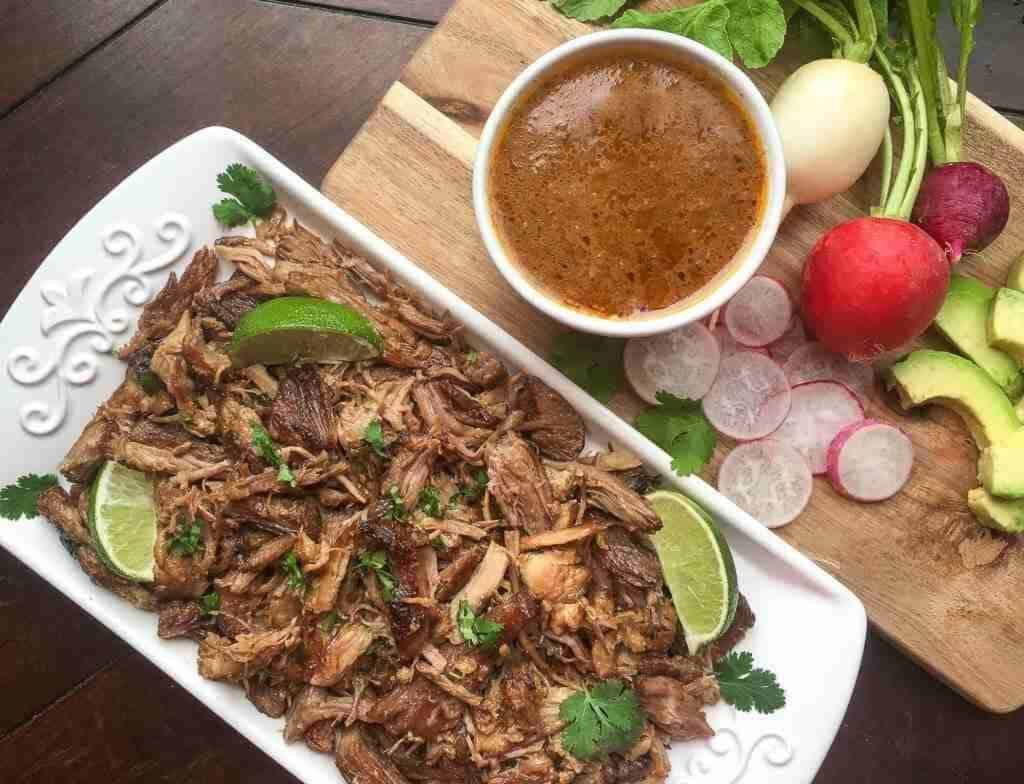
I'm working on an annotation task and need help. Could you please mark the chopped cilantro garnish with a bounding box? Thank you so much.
[168,518,203,557]
[384,485,407,521]
[363,418,388,458]
[280,551,306,592]
[199,591,221,615]
[418,486,443,518]
[250,422,296,487]
[357,549,397,601]
[456,600,503,648]
[560,679,644,760]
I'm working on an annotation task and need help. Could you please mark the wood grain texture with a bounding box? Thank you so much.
[322,0,1024,712]
[283,0,453,22]
[0,0,158,116]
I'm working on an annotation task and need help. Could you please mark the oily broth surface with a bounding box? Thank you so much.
[490,51,766,318]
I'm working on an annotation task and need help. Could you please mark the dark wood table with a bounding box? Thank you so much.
[0,2,1020,781]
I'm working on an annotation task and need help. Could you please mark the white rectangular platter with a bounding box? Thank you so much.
[0,128,865,784]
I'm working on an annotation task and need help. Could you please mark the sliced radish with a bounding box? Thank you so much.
[624,323,721,405]
[702,352,792,441]
[768,315,808,363]
[717,439,813,528]
[773,381,864,474]
[725,276,793,347]
[783,342,875,402]
[827,419,914,502]
[714,326,770,360]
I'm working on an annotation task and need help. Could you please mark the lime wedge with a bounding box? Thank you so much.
[229,296,382,367]
[88,461,157,583]
[646,490,738,653]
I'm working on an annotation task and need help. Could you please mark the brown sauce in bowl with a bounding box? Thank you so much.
[489,49,766,318]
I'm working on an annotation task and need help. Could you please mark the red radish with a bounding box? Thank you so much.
[624,323,721,405]
[911,163,1010,264]
[800,217,949,361]
[783,342,875,403]
[717,440,813,529]
[725,276,793,347]
[768,315,808,363]
[773,381,864,474]
[702,352,791,441]
[827,419,914,502]
[714,326,770,360]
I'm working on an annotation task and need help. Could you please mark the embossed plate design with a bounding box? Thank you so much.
[0,128,865,784]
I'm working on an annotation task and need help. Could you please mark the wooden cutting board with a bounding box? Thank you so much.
[322,0,1024,712]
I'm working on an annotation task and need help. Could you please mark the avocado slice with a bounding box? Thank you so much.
[988,287,1024,364]
[979,429,1024,499]
[933,275,1023,398]
[1006,253,1024,292]
[967,487,1024,535]
[887,350,1020,448]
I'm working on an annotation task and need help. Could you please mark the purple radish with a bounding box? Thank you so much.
[702,352,792,441]
[714,326,771,359]
[725,276,793,347]
[783,342,874,403]
[827,419,913,502]
[768,315,808,363]
[773,381,864,474]
[717,439,813,528]
[911,162,1010,264]
[624,323,721,405]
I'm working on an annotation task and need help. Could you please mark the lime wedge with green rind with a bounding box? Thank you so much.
[229,296,382,367]
[88,461,157,583]
[646,489,738,653]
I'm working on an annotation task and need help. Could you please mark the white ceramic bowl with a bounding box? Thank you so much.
[472,29,787,338]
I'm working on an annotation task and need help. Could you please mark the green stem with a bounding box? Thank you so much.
[850,0,878,53]
[874,48,916,218]
[789,0,854,48]
[945,15,974,163]
[906,0,947,164]
[876,126,893,214]
[898,65,931,220]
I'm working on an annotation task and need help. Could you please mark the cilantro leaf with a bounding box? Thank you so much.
[363,419,388,458]
[418,486,443,518]
[199,591,221,615]
[280,551,306,592]
[0,473,59,521]
[250,422,296,487]
[560,679,644,760]
[358,549,397,601]
[613,2,733,61]
[633,392,716,476]
[168,518,203,557]
[457,600,504,648]
[714,651,786,714]
[212,164,277,226]
[460,470,489,503]
[550,0,629,22]
[550,332,624,405]
[384,485,407,521]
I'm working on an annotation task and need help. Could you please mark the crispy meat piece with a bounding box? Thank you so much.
[434,544,485,602]
[309,623,375,687]
[449,541,509,628]
[443,382,502,429]
[485,433,557,534]
[487,754,556,784]
[198,625,300,682]
[37,485,91,546]
[594,528,662,589]
[707,593,755,661]
[285,686,354,742]
[245,678,291,718]
[513,376,585,461]
[637,676,717,740]
[306,721,336,754]
[195,271,266,329]
[519,549,590,603]
[120,247,218,356]
[305,509,359,613]
[567,464,661,532]
[269,365,336,452]
[59,418,114,483]
[458,350,506,390]
[218,397,266,468]
[636,654,706,682]
[227,495,320,538]
[390,600,442,661]
[76,546,157,611]
[335,726,412,784]
[487,591,540,643]
[157,600,204,639]
[381,436,440,511]
[413,382,491,443]
[364,677,464,741]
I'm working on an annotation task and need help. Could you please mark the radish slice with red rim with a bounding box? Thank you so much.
[725,276,793,347]
[827,419,914,502]
[783,342,875,402]
[714,326,770,360]
[768,315,808,363]
[717,439,813,528]
[773,381,864,474]
[702,352,792,441]
[624,323,721,405]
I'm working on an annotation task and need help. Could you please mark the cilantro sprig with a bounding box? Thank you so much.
[0,473,58,521]
[199,591,221,616]
[549,332,624,405]
[358,550,397,601]
[250,422,296,487]
[363,419,388,458]
[456,600,504,648]
[418,486,443,518]
[168,518,203,557]
[280,551,306,592]
[383,485,407,521]
[560,679,644,761]
[212,164,277,227]
[633,392,716,477]
[714,651,786,714]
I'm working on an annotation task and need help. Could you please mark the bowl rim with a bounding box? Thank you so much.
[472,28,787,338]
